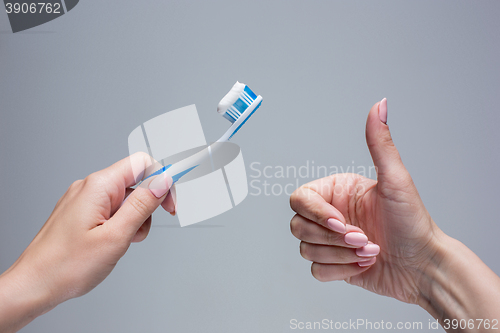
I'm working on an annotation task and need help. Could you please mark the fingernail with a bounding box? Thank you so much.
[379,98,387,124]
[356,244,380,257]
[358,257,377,267]
[327,218,346,234]
[344,232,368,247]
[149,173,173,198]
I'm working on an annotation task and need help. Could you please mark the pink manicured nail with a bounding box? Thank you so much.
[379,98,387,124]
[327,218,346,234]
[358,257,377,267]
[344,232,368,247]
[149,173,173,198]
[356,244,380,257]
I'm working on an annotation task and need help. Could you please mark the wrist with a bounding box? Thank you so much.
[417,227,500,329]
[0,263,56,333]
[416,229,456,318]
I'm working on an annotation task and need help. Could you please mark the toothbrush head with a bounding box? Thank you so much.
[217,82,263,141]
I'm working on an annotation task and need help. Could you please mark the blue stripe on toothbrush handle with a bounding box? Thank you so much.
[142,164,172,183]
[140,164,198,185]
[171,165,198,183]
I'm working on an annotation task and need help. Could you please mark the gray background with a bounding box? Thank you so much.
[1,1,499,332]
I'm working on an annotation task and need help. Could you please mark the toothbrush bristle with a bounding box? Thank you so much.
[218,82,259,124]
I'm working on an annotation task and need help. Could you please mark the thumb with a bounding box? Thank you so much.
[366,98,408,184]
[109,173,172,240]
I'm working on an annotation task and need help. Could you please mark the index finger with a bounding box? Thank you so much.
[290,179,347,234]
[100,152,161,189]
[90,152,163,213]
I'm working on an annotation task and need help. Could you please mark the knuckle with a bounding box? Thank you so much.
[324,230,336,246]
[289,191,299,210]
[63,180,85,203]
[379,130,395,147]
[132,151,154,168]
[335,248,347,262]
[289,186,306,211]
[69,179,83,190]
[132,151,150,160]
[84,172,103,186]
[128,195,152,219]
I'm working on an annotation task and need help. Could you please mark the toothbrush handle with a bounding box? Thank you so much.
[142,143,221,184]
[164,146,210,178]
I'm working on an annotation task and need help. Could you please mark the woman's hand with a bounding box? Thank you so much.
[0,152,174,333]
[289,99,500,331]
[290,98,439,303]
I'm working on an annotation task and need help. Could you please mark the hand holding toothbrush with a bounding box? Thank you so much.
[0,81,263,333]
[290,99,500,331]
[0,152,174,333]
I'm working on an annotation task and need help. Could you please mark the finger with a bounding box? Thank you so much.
[161,184,176,215]
[290,214,367,247]
[300,242,375,264]
[90,152,163,214]
[101,152,160,189]
[290,185,347,234]
[113,187,135,216]
[131,216,152,243]
[365,98,411,184]
[355,241,381,258]
[311,260,376,282]
[108,173,172,240]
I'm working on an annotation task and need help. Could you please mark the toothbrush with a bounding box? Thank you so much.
[142,82,262,184]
